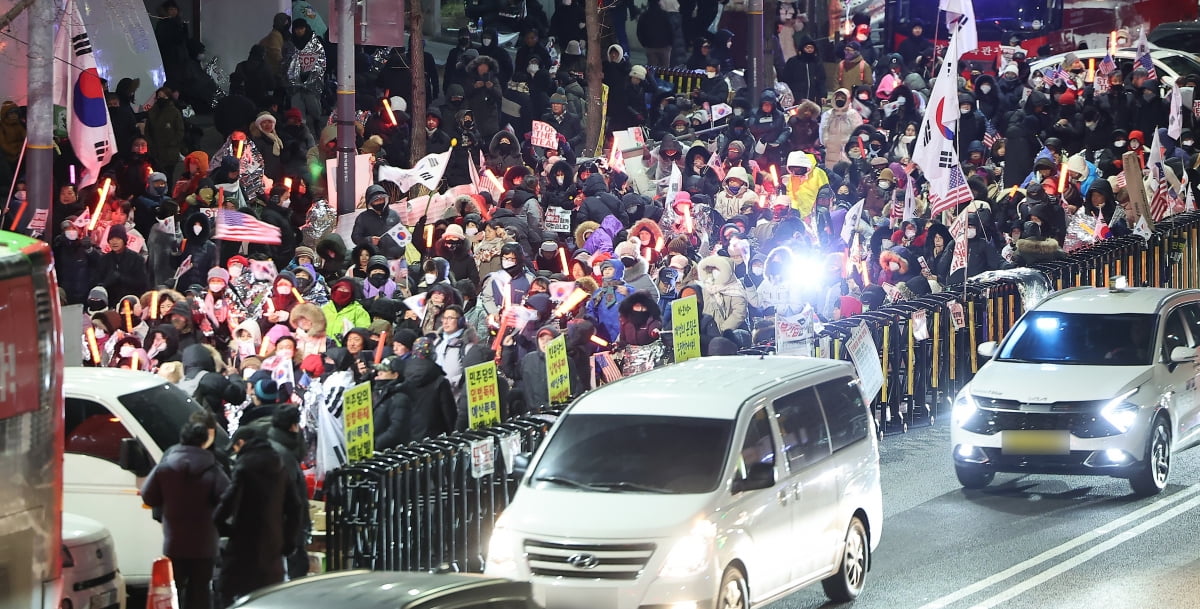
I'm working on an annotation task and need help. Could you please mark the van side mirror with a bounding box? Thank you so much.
[511,453,531,479]
[731,462,775,494]
[977,341,998,359]
[1170,346,1196,364]
[119,438,153,477]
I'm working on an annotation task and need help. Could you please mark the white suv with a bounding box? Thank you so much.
[485,356,883,609]
[951,284,1200,496]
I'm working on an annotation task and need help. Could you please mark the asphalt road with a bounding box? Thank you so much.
[767,421,1200,609]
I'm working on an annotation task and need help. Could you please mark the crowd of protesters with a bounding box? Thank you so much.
[0,0,1195,605]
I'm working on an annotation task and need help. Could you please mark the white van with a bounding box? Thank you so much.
[485,357,883,609]
[63,367,230,587]
[62,513,125,609]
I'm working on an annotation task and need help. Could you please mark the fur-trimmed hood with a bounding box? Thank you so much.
[548,159,575,191]
[618,288,662,320]
[879,249,910,274]
[290,302,327,336]
[575,220,600,249]
[629,218,663,249]
[1016,236,1064,257]
[464,54,501,80]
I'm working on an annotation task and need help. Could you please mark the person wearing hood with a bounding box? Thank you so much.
[435,224,480,286]
[361,255,399,300]
[616,289,663,348]
[477,28,514,85]
[936,214,1004,283]
[443,28,476,94]
[896,19,932,66]
[464,54,504,141]
[502,325,581,411]
[140,416,230,609]
[782,36,827,104]
[55,219,99,305]
[286,19,327,135]
[697,255,747,332]
[399,338,458,439]
[172,151,212,204]
[615,240,659,299]
[480,243,536,316]
[315,232,348,283]
[486,130,524,176]
[351,184,405,259]
[144,87,185,180]
[258,12,294,79]
[577,214,624,256]
[369,356,412,450]
[214,424,304,607]
[957,93,987,148]
[321,277,371,343]
[714,166,756,219]
[174,211,217,290]
[643,133,686,195]
[422,106,453,155]
[133,170,171,238]
[1007,220,1066,268]
[145,322,183,367]
[542,159,577,211]
[821,88,863,167]
[577,175,629,226]
[235,43,282,110]
[747,89,790,166]
[93,224,149,305]
[586,259,633,341]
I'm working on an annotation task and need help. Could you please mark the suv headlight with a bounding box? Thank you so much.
[659,519,716,578]
[485,526,519,576]
[952,388,978,428]
[1101,389,1140,433]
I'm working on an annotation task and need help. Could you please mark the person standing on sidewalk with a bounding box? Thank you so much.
[141,413,230,609]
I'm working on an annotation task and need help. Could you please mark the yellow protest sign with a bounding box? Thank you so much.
[597,84,610,152]
[342,381,374,462]
[545,334,571,404]
[672,295,701,362]
[466,361,502,429]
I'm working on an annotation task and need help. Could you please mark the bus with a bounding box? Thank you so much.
[0,230,65,609]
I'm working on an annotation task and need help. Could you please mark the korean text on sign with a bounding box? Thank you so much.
[545,334,571,403]
[341,381,375,462]
[671,296,701,362]
[466,361,502,429]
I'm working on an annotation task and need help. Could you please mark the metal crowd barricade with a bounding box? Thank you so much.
[325,407,563,573]
[648,67,704,96]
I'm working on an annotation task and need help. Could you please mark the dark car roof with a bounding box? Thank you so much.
[1149,21,1200,53]
[230,571,533,609]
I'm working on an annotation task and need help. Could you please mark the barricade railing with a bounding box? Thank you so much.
[649,66,704,96]
[325,407,563,573]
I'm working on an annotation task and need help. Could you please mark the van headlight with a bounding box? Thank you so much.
[1101,389,1140,433]
[659,519,716,578]
[952,389,978,428]
[485,526,519,576]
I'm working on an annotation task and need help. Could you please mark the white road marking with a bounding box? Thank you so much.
[916,483,1200,609]
[968,492,1200,608]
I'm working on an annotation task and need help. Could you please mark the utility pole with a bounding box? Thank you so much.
[584,0,602,157]
[334,0,357,214]
[409,2,426,162]
[26,0,52,235]
[747,0,765,105]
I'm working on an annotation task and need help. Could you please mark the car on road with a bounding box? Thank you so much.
[227,570,536,608]
[62,513,125,609]
[952,283,1200,495]
[63,367,231,588]
[485,356,883,609]
[1149,21,1200,56]
[1028,46,1200,88]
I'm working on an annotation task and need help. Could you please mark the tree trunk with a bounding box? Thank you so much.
[584,0,603,157]
[409,3,427,163]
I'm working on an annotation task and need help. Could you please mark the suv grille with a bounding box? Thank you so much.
[962,408,1122,438]
[974,397,1111,412]
[525,540,655,580]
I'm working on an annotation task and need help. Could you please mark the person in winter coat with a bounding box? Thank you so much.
[214,425,304,606]
[399,338,458,438]
[322,277,372,342]
[713,166,757,220]
[434,224,480,286]
[464,55,504,141]
[285,19,326,136]
[360,255,398,300]
[479,243,536,315]
[94,225,149,305]
[937,214,1004,283]
[636,0,673,67]
[140,417,229,609]
[782,36,826,103]
[821,89,862,167]
[587,259,632,341]
[144,88,186,180]
[370,356,411,450]
[896,20,933,66]
[542,159,577,211]
[697,255,747,332]
[477,28,514,84]
[577,175,629,226]
[616,290,663,347]
[54,221,98,305]
[352,185,405,259]
[174,211,218,290]
[502,325,581,411]
[614,240,659,299]
[1007,221,1067,268]
[835,41,873,91]
[577,215,624,256]
[748,89,790,167]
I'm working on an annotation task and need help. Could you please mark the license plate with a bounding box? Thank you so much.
[90,588,118,608]
[1002,430,1070,455]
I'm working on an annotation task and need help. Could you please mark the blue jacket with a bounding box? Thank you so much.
[586,261,631,342]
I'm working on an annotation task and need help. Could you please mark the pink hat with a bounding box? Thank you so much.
[265,324,293,345]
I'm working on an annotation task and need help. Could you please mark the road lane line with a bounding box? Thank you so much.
[968,492,1200,609]
[916,484,1200,609]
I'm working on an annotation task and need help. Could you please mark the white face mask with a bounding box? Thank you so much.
[1085,122,1098,130]
[556,175,565,185]
[209,281,224,292]
[563,0,571,5]
[1114,140,1126,148]
[192,224,203,235]
[960,106,972,115]
[888,262,899,271]
[967,227,978,239]
[979,84,992,94]
[905,229,916,238]
[276,349,294,360]
[502,259,517,269]
[482,38,493,46]
[900,135,915,144]
[528,64,540,75]
[877,181,891,189]
[119,344,135,358]
[276,285,292,295]
[1186,140,1195,147]
[229,264,243,278]
[64,229,78,240]
[465,226,479,236]
[424,273,437,284]
[705,71,718,79]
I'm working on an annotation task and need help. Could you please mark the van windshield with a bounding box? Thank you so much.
[118,383,231,452]
[997,312,1157,365]
[530,415,733,494]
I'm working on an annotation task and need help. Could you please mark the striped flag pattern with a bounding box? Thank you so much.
[1098,53,1116,76]
[928,164,973,216]
[593,352,623,384]
[982,119,998,149]
[214,209,282,245]
[1136,28,1158,80]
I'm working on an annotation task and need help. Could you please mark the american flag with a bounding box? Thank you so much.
[214,209,282,245]
[1098,53,1116,76]
[593,352,623,384]
[928,164,973,216]
[982,119,998,149]
[1047,67,1077,90]
[1137,52,1158,81]
[1149,181,1184,222]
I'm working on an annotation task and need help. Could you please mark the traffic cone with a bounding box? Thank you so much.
[146,556,179,609]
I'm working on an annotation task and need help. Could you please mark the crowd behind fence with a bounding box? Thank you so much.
[325,211,1200,574]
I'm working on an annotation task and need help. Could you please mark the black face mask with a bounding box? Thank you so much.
[629,309,650,325]
[368,274,388,288]
[87,298,106,311]
[620,256,636,268]
[296,277,313,292]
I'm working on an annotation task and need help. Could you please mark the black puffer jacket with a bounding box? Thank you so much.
[176,211,219,289]
[577,174,628,226]
[316,233,349,283]
[140,444,230,559]
[372,379,412,450]
[399,357,457,440]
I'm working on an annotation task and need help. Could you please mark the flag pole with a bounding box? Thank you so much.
[25,0,53,239]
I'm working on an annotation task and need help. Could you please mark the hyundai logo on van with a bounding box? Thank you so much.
[567,553,599,569]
